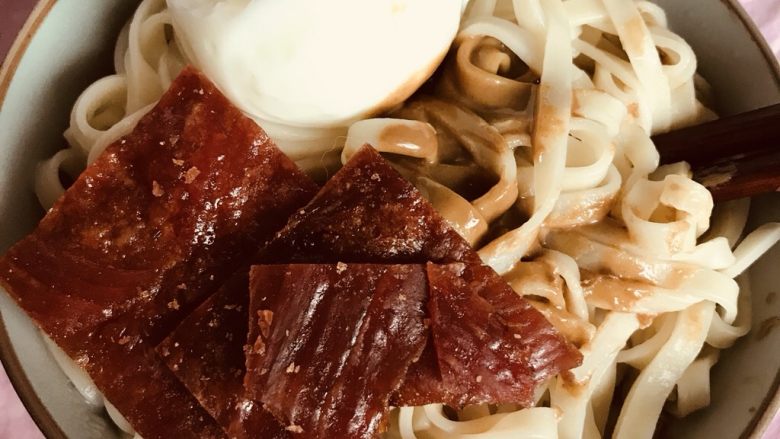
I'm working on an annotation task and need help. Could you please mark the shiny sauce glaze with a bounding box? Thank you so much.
[427,262,582,407]
[247,264,428,438]
[255,146,581,407]
[0,67,317,439]
[160,145,581,437]
[157,274,251,429]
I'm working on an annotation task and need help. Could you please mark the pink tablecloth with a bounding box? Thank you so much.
[0,1,779,438]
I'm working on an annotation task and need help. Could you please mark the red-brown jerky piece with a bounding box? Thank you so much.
[248,146,473,408]
[165,144,578,437]
[227,401,290,439]
[0,67,317,439]
[253,146,580,407]
[427,263,583,407]
[160,274,291,439]
[259,145,476,265]
[247,264,428,438]
[157,275,250,428]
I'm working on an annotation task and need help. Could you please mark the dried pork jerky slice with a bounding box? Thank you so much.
[426,263,583,407]
[0,67,317,439]
[227,402,290,439]
[169,144,575,435]
[247,264,428,438]
[259,145,476,265]
[253,146,580,407]
[389,340,452,406]
[250,145,472,406]
[157,274,250,428]
[159,274,291,439]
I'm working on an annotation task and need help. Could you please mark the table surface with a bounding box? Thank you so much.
[0,1,779,438]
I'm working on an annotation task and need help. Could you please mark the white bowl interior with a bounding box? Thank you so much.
[652,1,780,437]
[0,2,140,438]
[0,1,778,438]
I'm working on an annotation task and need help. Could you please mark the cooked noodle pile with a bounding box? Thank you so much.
[36,0,780,438]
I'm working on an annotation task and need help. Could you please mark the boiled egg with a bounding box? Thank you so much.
[168,0,465,127]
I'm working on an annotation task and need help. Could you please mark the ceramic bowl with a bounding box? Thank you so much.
[0,1,778,438]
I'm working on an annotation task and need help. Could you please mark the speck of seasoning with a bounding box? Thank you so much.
[336,262,347,273]
[177,283,188,290]
[117,336,133,346]
[198,88,205,95]
[370,173,381,181]
[285,425,303,434]
[513,334,521,339]
[254,340,267,355]
[172,158,185,166]
[75,354,90,366]
[237,400,254,413]
[294,365,301,373]
[285,330,290,337]
[174,342,180,347]
[159,141,165,146]
[286,363,297,374]
[152,181,164,197]
[258,310,273,338]
[167,299,180,310]
[476,375,482,383]
[184,167,201,184]
[260,368,268,375]
[208,318,219,328]
[217,155,225,161]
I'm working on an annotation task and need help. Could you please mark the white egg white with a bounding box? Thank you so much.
[168,0,463,127]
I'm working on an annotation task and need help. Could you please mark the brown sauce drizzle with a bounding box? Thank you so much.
[353,35,539,243]
[580,270,651,312]
[527,299,595,347]
[377,122,439,163]
[439,35,536,111]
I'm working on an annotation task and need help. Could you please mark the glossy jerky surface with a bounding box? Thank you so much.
[251,146,474,408]
[427,263,583,407]
[0,67,317,439]
[161,272,291,439]
[227,402,290,439]
[157,274,250,428]
[254,146,580,407]
[247,264,428,438]
[259,145,475,265]
[163,145,580,438]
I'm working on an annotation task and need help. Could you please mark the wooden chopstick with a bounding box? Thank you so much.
[652,103,780,201]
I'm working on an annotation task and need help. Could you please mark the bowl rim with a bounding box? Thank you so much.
[0,2,70,437]
[0,1,778,438]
